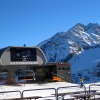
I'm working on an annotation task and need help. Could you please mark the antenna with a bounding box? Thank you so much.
[23,44,26,46]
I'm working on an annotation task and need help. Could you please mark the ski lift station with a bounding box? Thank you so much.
[0,46,72,84]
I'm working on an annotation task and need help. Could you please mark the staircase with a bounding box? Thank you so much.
[53,76,62,82]
[52,73,75,83]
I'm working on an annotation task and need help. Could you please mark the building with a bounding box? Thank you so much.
[0,46,71,83]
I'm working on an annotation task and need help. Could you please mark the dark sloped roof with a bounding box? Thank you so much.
[0,46,10,58]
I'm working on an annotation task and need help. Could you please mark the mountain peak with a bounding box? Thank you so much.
[38,23,100,62]
[86,23,99,28]
[69,23,85,32]
[85,23,100,31]
[75,23,85,27]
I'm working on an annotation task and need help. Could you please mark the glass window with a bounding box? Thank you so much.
[58,68,61,70]
[10,48,37,61]
[62,67,65,70]
[65,67,69,70]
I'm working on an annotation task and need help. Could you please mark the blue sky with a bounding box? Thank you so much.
[0,0,100,48]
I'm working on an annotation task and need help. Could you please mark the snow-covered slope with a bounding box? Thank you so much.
[38,23,100,84]
[69,48,100,84]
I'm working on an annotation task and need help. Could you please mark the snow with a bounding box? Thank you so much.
[38,32,70,62]
[0,81,100,99]
[69,48,100,73]
[68,48,100,84]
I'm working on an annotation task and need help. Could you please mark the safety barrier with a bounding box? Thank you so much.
[89,84,100,93]
[0,90,21,100]
[0,88,56,100]
[22,87,56,100]
[56,85,86,100]
[0,84,97,100]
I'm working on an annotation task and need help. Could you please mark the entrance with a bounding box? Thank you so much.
[43,65,57,80]
[30,65,57,81]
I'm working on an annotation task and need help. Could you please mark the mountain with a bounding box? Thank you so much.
[38,23,100,83]
[38,23,100,62]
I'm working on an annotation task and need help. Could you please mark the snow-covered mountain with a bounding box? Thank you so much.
[38,23,100,84]
[38,23,100,62]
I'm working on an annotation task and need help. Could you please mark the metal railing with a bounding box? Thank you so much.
[0,90,21,100]
[56,85,86,100]
[22,87,56,100]
[89,84,100,93]
[0,84,88,100]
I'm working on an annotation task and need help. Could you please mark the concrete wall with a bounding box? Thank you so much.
[36,48,46,64]
[57,63,72,82]
[1,48,10,65]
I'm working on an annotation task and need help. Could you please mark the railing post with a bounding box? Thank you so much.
[83,85,86,94]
